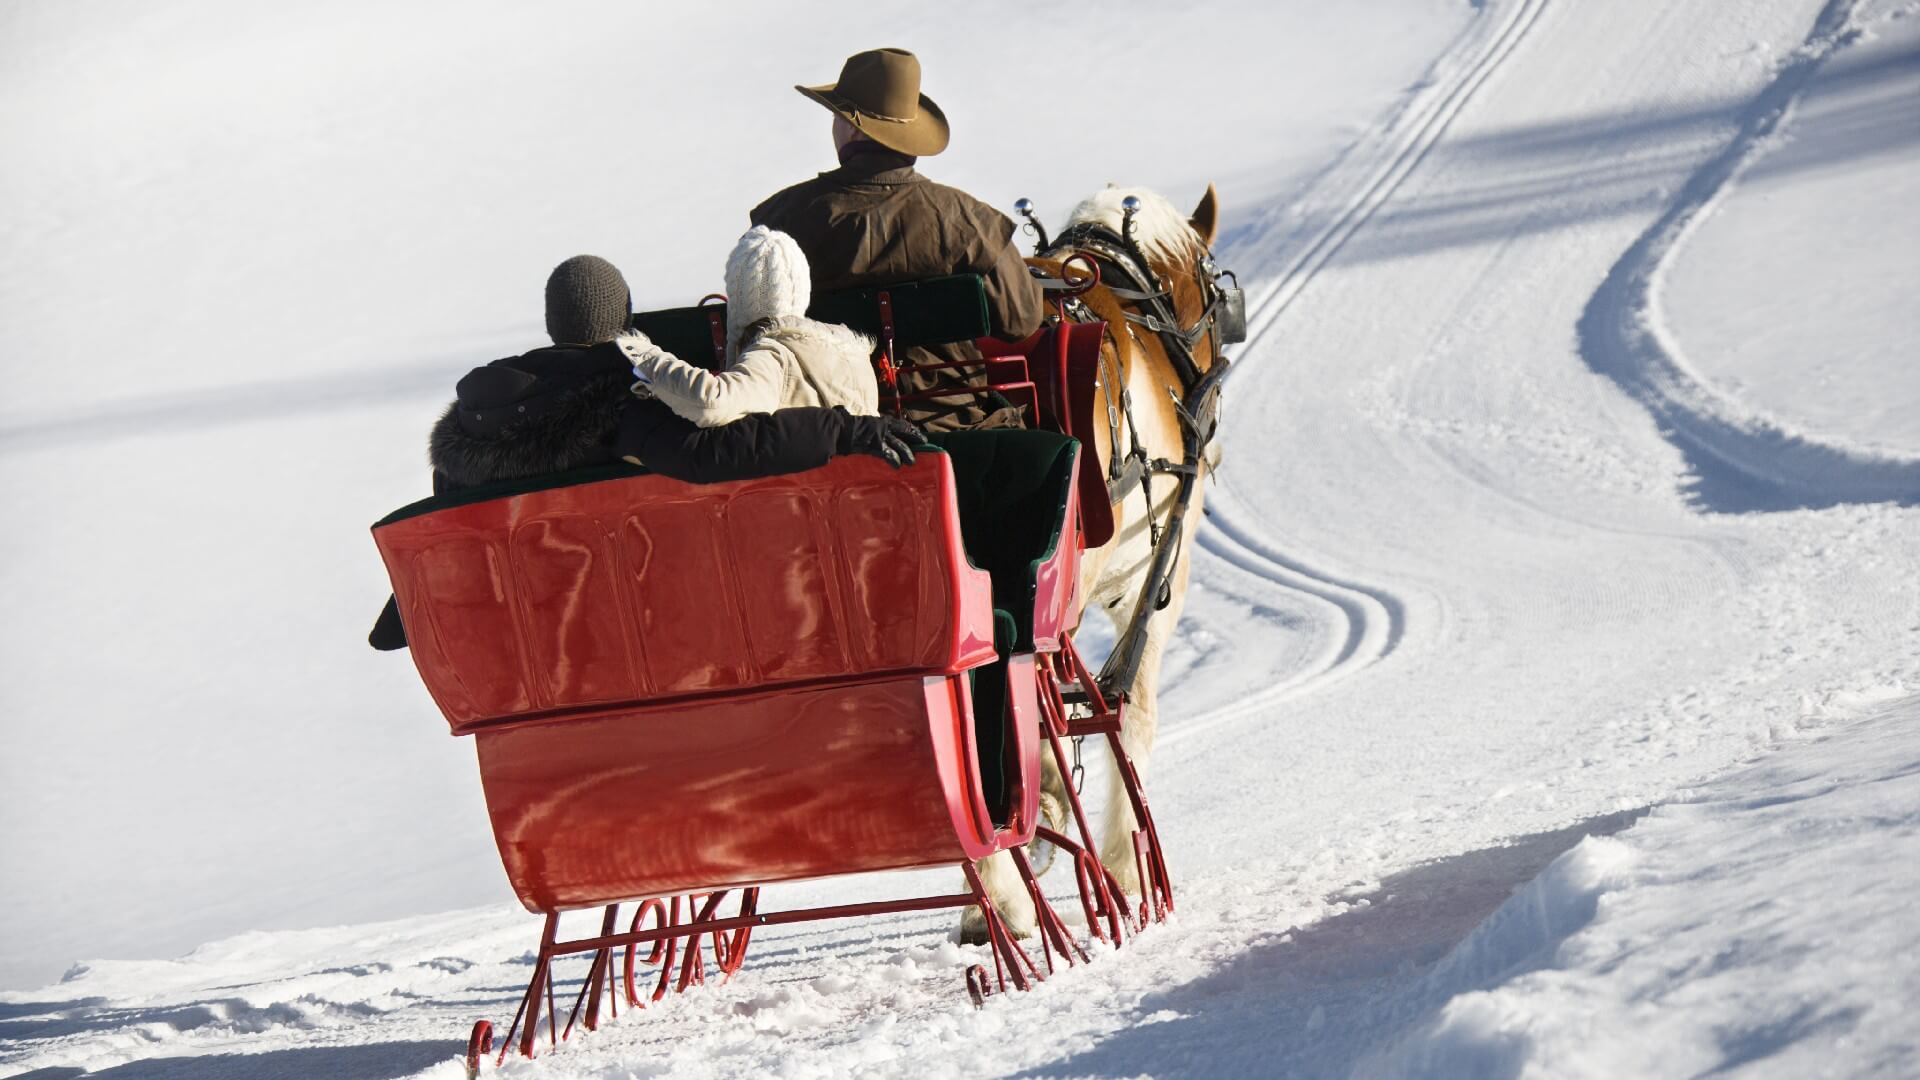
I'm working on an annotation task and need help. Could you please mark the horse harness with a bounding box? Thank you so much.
[1028,210,1244,699]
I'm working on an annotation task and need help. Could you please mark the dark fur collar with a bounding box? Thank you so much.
[429,367,631,489]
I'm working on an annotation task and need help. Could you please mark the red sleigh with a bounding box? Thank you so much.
[371,276,1170,1073]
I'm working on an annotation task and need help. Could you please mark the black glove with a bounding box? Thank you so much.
[838,413,923,468]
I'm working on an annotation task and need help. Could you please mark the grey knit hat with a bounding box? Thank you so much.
[545,255,632,345]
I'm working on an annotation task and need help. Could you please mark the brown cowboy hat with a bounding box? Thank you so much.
[797,48,950,157]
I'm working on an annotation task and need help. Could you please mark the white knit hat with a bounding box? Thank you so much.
[725,226,812,352]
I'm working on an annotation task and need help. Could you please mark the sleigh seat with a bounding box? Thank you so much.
[930,429,1082,820]
[372,435,1079,913]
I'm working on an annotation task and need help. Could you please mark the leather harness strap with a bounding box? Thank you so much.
[1045,222,1215,393]
[1034,222,1236,698]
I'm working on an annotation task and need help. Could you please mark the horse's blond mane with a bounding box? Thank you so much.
[1061,186,1205,268]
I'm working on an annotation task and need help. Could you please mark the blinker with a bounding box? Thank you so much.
[1215,285,1247,345]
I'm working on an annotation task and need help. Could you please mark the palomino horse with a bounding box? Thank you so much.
[968,184,1230,940]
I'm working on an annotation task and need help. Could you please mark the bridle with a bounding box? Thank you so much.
[1044,218,1237,398]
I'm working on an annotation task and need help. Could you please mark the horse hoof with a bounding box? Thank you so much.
[1027,790,1068,877]
[958,906,991,946]
[958,904,1035,945]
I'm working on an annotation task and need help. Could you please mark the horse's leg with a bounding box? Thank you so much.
[1030,740,1068,875]
[1097,517,1199,895]
[1098,621,1163,895]
[960,850,1037,944]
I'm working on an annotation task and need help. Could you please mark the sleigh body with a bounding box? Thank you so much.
[371,275,1171,1073]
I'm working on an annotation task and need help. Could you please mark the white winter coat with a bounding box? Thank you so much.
[618,225,881,428]
[619,316,878,428]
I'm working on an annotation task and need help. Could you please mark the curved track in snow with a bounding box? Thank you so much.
[1179,0,1552,731]
[1575,0,1920,513]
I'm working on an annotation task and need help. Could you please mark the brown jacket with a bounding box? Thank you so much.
[751,147,1047,430]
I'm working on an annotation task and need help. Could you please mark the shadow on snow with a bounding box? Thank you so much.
[1021,809,1646,1080]
[10,1040,452,1080]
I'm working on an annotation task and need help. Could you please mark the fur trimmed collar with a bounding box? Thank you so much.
[428,347,631,489]
[755,314,874,358]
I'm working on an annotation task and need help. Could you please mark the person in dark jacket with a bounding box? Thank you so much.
[429,254,918,489]
[751,48,1047,432]
[371,255,919,649]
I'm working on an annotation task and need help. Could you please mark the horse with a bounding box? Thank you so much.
[967,183,1229,941]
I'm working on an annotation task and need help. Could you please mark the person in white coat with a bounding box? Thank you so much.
[618,226,881,427]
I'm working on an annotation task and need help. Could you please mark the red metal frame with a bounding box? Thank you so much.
[867,274,1103,541]
[1048,635,1174,925]
[875,289,901,408]
[468,867,1058,1071]
[699,293,728,360]
[975,325,1115,548]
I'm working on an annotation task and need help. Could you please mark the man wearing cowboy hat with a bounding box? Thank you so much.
[752,48,1047,432]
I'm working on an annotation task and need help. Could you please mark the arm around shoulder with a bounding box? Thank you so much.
[616,398,848,484]
[618,332,786,428]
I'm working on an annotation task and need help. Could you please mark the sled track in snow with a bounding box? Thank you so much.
[1175,0,1551,738]
[1576,0,1920,513]
[1234,0,1552,349]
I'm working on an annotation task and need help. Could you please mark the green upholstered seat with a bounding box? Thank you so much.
[929,430,1080,653]
[628,275,986,373]
[933,429,1079,827]
[629,305,727,369]
[970,608,1018,825]
[808,275,989,347]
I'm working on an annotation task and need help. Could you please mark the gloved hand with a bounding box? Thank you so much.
[838,413,923,468]
[616,330,665,397]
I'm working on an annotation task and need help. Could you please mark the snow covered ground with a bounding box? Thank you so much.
[3,0,1917,1076]
[1358,690,1920,1079]
[1664,7,1920,457]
